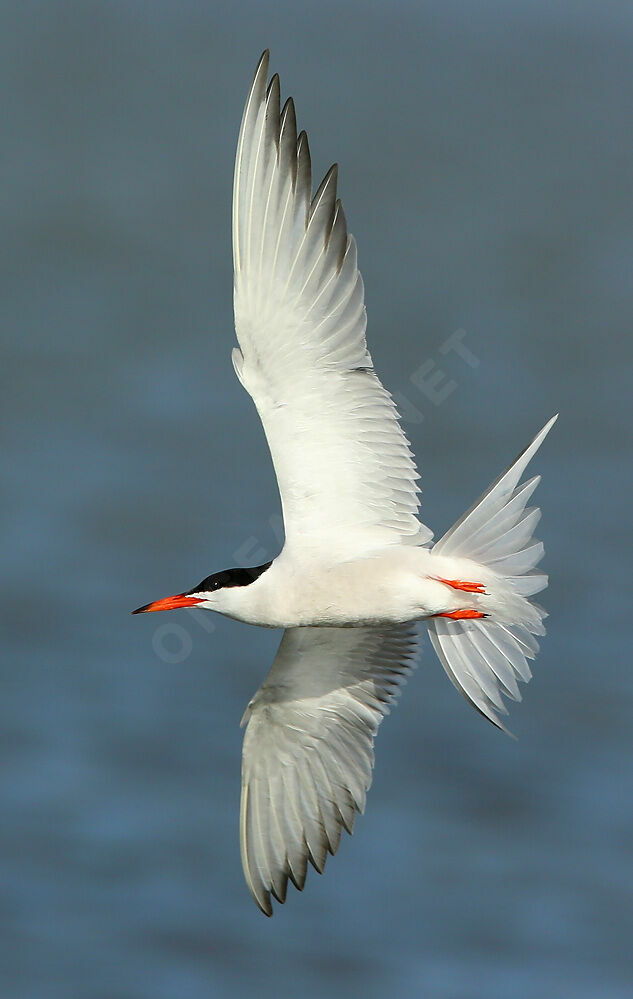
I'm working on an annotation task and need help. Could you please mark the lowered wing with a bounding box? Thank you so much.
[240,623,418,915]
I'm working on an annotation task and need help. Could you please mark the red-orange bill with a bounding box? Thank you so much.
[131,593,203,615]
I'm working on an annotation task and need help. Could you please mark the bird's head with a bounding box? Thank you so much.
[131,563,272,616]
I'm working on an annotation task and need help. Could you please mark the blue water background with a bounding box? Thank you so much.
[1,2,632,996]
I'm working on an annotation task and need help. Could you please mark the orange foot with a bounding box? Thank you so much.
[434,609,488,620]
[436,577,486,595]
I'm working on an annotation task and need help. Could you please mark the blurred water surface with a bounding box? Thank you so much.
[1,1,632,996]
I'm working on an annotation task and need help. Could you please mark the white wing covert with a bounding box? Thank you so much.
[232,52,432,559]
[240,624,418,915]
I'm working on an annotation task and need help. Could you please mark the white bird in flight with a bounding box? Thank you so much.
[133,51,556,916]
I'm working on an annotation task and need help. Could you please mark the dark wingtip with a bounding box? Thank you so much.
[267,72,280,98]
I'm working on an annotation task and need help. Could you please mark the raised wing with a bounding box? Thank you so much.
[232,52,431,559]
[239,624,418,915]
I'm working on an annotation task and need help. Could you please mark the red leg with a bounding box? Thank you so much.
[436,577,486,595]
[433,609,487,620]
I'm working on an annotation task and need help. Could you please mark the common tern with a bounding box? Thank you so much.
[133,52,556,915]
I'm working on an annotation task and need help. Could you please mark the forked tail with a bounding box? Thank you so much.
[428,416,557,734]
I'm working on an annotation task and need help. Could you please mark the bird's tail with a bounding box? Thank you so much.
[427,416,557,734]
